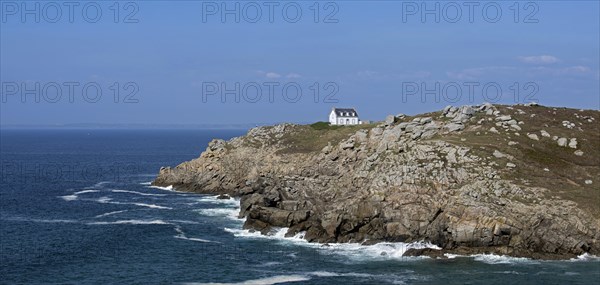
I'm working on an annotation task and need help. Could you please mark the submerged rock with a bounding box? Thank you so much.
[217,194,231,200]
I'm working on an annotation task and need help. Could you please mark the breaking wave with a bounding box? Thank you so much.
[173,225,220,243]
[90,196,172,210]
[59,189,101,201]
[223,227,439,261]
[2,217,78,224]
[195,208,241,222]
[87,219,170,225]
[182,275,311,285]
[94,210,129,218]
[570,253,600,262]
[147,185,174,191]
[471,254,540,265]
[110,189,167,196]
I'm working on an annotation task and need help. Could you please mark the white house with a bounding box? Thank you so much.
[329,108,360,125]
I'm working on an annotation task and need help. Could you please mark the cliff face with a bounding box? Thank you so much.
[153,104,600,259]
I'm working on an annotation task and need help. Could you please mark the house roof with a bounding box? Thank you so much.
[332,108,358,117]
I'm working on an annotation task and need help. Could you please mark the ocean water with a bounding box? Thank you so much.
[1,129,598,285]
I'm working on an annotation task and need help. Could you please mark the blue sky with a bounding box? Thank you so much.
[1,1,599,126]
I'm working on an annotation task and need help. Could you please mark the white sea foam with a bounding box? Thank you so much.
[174,225,185,234]
[3,217,78,224]
[195,208,241,221]
[308,271,340,277]
[223,227,438,261]
[148,185,174,191]
[444,253,540,264]
[94,196,113,203]
[183,275,310,285]
[492,271,524,275]
[60,195,78,201]
[75,189,100,194]
[174,236,217,243]
[570,253,600,262]
[169,220,201,224]
[257,261,283,267]
[32,219,78,223]
[131,203,172,210]
[472,254,539,265]
[87,219,170,225]
[111,189,167,196]
[317,240,438,261]
[448,253,600,263]
[89,197,172,209]
[223,228,292,240]
[308,270,424,284]
[87,218,202,235]
[75,190,100,195]
[94,210,129,218]
[90,181,110,188]
[308,271,373,278]
[197,195,240,207]
[173,225,219,243]
[193,195,243,223]
[60,189,101,201]
[140,181,152,185]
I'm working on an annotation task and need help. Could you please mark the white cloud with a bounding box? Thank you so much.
[255,71,301,79]
[518,55,559,64]
[265,72,282,79]
[563,66,591,73]
[530,65,592,76]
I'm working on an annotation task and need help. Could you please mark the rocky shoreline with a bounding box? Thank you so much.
[153,104,599,260]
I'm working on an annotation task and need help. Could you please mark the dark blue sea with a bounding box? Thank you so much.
[1,129,599,284]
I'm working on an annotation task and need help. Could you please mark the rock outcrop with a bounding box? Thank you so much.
[153,104,600,260]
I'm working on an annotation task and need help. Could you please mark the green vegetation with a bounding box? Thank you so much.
[277,122,377,154]
[309,121,341,130]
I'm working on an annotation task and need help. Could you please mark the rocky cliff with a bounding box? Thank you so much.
[153,104,600,259]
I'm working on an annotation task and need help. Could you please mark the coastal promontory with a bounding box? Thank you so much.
[153,104,599,260]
